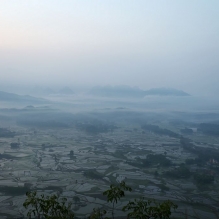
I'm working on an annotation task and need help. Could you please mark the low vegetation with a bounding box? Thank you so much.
[23,182,177,219]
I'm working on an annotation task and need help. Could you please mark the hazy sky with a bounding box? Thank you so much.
[0,1,219,95]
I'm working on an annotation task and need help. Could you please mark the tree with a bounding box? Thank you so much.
[23,184,177,219]
[123,198,177,219]
[73,196,80,209]
[70,150,74,158]
[23,191,74,219]
[89,208,108,219]
[10,142,20,149]
[103,181,132,219]
[194,173,214,185]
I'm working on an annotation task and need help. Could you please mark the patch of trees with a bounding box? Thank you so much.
[18,119,69,128]
[76,121,117,134]
[198,123,219,136]
[141,124,180,138]
[129,154,172,168]
[180,138,196,153]
[83,169,103,180]
[164,165,191,179]
[143,154,172,167]
[185,158,203,166]
[124,129,132,133]
[0,128,15,137]
[113,150,127,160]
[0,185,30,196]
[194,173,214,185]
[0,153,15,159]
[70,150,74,159]
[158,183,170,191]
[17,112,75,128]
[42,143,59,149]
[23,182,177,219]
[126,160,145,168]
[180,128,193,135]
[180,138,219,164]
[10,142,20,149]
[185,158,195,165]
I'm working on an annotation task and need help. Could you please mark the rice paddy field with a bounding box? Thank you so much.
[0,106,219,218]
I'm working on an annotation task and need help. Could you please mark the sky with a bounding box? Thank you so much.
[0,0,219,95]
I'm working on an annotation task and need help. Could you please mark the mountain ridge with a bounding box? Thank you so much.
[89,86,190,98]
[0,90,47,103]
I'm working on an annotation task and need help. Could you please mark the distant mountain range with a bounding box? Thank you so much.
[90,85,144,98]
[40,86,74,95]
[0,90,47,103]
[89,86,190,98]
[144,88,190,96]
[42,87,55,95]
[59,87,74,95]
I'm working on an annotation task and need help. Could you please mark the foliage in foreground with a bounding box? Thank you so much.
[123,198,177,219]
[103,181,132,219]
[23,182,177,219]
[23,191,74,219]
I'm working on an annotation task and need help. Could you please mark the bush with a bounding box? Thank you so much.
[23,182,177,219]
[23,191,74,219]
[194,173,214,185]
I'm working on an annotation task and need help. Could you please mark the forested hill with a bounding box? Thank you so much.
[0,90,47,103]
